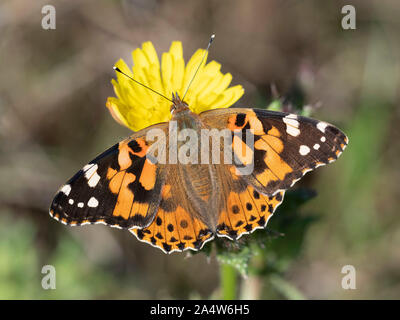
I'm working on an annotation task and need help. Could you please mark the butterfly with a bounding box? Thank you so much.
[49,91,348,253]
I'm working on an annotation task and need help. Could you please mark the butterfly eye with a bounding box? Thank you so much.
[170,105,176,114]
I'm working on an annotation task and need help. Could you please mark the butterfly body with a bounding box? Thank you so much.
[50,94,348,253]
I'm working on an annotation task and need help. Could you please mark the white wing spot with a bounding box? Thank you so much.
[313,144,320,150]
[77,202,84,208]
[84,164,101,188]
[317,122,328,133]
[68,199,74,205]
[320,136,326,142]
[283,117,299,128]
[299,145,310,156]
[283,115,300,137]
[286,126,300,137]
[60,184,71,196]
[88,173,101,188]
[88,197,99,208]
[83,164,93,171]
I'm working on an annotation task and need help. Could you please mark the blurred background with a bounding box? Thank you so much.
[0,0,399,299]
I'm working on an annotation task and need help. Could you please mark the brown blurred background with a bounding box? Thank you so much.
[0,0,399,299]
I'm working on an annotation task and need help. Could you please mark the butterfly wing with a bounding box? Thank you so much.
[129,164,215,253]
[214,163,285,240]
[200,108,348,196]
[130,107,349,249]
[50,106,348,253]
[49,123,168,229]
[200,107,348,240]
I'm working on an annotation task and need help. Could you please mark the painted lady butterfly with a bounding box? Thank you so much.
[49,39,348,254]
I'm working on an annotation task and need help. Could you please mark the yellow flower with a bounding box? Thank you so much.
[106,41,244,131]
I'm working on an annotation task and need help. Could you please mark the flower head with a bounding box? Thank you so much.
[106,41,244,131]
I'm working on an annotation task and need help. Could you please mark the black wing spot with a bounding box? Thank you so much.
[228,229,238,238]
[235,220,244,227]
[136,229,144,240]
[192,240,202,250]
[235,113,247,127]
[198,228,212,237]
[128,139,142,153]
[180,220,188,228]
[155,232,163,239]
[216,223,228,231]
[162,242,171,252]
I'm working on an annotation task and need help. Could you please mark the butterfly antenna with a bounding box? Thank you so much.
[113,66,172,102]
[182,34,215,100]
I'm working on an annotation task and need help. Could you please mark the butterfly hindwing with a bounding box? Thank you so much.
[49,123,168,229]
[200,108,348,196]
[130,165,215,253]
[214,163,285,240]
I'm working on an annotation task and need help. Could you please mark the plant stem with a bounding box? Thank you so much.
[240,275,262,299]
[220,263,237,300]
[269,274,306,300]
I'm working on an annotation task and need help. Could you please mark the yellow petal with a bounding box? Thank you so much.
[169,41,183,61]
[196,62,224,99]
[106,97,131,129]
[212,72,233,93]
[172,58,185,96]
[132,48,149,69]
[182,49,208,95]
[169,42,184,95]
[161,52,173,97]
[212,85,244,109]
[107,40,244,131]
[142,41,160,70]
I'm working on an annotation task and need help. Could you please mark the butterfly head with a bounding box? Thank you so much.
[170,92,189,115]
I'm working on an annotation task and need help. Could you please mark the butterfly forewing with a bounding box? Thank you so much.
[200,108,348,195]
[49,123,168,229]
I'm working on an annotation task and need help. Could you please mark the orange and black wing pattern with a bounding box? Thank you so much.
[215,164,285,240]
[50,107,348,254]
[49,124,167,229]
[130,166,215,253]
[200,108,348,196]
